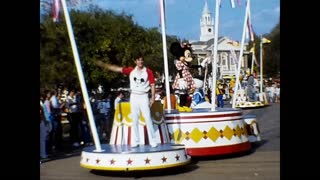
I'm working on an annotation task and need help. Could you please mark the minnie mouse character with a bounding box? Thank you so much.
[170,42,196,111]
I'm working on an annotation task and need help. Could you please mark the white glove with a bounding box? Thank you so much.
[178,78,187,90]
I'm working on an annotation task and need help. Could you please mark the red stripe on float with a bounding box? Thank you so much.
[114,127,119,144]
[166,118,242,124]
[187,142,251,156]
[165,113,242,120]
[128,127,131,145]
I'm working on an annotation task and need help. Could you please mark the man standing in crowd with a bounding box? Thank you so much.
[114,90,125,110]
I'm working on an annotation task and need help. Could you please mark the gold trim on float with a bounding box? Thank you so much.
[80,160,191,171]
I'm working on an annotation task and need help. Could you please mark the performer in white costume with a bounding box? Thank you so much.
[96,53,158,148]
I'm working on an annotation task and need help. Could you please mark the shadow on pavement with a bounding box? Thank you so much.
[41,150,82,163]
[250,139,268,151]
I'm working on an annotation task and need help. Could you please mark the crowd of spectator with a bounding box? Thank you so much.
[40,87,125,160]
[40,76,279,161]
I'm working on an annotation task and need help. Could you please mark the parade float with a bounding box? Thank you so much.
[160,0,261,156]
[57,0,190,171]
[230,2,270,109]
[57,0,261,171]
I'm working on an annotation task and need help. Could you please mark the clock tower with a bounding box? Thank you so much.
[200,0,214,41]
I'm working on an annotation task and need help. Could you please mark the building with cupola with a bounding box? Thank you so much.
[190,0,250,79]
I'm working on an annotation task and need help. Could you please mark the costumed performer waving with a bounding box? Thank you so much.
[95,53,158,148]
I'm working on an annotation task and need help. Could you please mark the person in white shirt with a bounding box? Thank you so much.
[96,53,158,148]
[49,89,63,151]
[114,91,125,110]
[65,89,82,147]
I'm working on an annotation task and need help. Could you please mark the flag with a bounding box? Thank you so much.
[227,40,240,47]
[245,1,254,41]
[249,46,254,53]
[247,22,254,41]
[52,0,61,22]
[262,37,271,44]
[237,0,241,6]
[230,0,236,8]
[252,52,258,66]
[250,44,259,66]
[245,22,254,41]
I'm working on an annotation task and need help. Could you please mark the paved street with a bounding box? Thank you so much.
[40,102,280,180]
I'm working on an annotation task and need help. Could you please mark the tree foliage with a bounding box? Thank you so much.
[40,5,280,92]
[40,6,178,91]
[246,21,280,78]
[263,22,280,78]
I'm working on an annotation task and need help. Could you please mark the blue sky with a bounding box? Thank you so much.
[78,0,279,42]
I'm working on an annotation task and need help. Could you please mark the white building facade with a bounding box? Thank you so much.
[190,1,250,79]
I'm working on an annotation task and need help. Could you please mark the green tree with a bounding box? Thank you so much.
[244,22,279,79]
[40,6,179,92]
[262,22,280,78]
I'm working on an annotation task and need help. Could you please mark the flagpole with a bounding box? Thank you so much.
[203,63,208,93]
[232,0,250,108]
[159,0,172,112]
[260,35,263,93]
[210,0,220,111]
[60,0,102,152]
[251,52,254,74]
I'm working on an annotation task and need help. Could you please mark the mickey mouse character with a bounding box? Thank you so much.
[170,42,196,111]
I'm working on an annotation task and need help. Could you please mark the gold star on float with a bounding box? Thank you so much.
[175,154,180,161]
[162,156,167,163]
[127,158,133,165]
[86,158,89,162]
[96,159,100,164]
[110,159,116,165]
[145,157,151,164]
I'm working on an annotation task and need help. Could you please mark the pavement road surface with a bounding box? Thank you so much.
[40,102,280,180]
